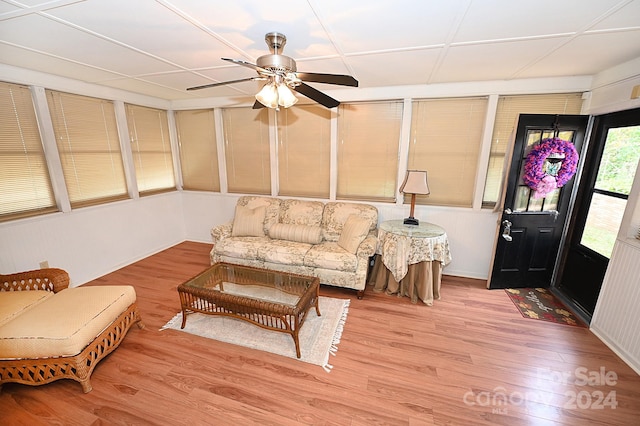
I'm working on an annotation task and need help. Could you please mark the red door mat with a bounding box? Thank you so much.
[505,288,586,327]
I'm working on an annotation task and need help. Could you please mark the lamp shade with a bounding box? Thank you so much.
[255,83,278,108]
[277,84,298,108]
[399,170,430,195]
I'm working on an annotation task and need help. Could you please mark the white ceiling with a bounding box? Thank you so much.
[1,0,640,102]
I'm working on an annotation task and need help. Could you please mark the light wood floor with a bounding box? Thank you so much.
[2,241,639,425]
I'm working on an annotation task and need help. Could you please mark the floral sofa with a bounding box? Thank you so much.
[210,196,378,298]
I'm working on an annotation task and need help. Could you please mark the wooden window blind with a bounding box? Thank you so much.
[125,103,175,195]
[337,101,403,202]
[408,97,488,207]
[47,90,128,208]
[1,82,57,221]
[276,104,330,198]
[482,93,583,206]
[222,107,270,195]
[175,109,220,192]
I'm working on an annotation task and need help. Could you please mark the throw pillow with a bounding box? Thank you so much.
[268,223,323,244]
[337,215,371,254]
[232,205,266,237]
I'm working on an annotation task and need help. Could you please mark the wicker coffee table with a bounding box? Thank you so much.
[177,262,320,358]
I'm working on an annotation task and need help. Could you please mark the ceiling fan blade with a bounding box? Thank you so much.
[187,77,260,91]
[252,100,266,109]
[221,58,274,75]
[293,83,340,109]
[296,72,358,87]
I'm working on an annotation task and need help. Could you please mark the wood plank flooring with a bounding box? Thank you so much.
[2,241,639,425]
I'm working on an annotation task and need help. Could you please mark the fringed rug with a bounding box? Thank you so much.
[161,296,349,372]
[505,288,586,327]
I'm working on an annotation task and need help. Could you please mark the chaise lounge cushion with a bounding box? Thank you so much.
[0,285,136,359]
[0,291,53,327]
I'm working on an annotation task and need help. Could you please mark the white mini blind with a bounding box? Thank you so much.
[337,101,403,202]
[408,97,488,207]
[175,109,220,192]
[482,93,584,206]
[222,107,271,195]
[126,103,176,195]
[0,82,57,220]
[277,105,330,198]
[47,90,128,208]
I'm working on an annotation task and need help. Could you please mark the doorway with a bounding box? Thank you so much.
[488,114,589,289]
[555,108,640,323]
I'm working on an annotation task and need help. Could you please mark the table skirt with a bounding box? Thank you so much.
[369,255,442,305]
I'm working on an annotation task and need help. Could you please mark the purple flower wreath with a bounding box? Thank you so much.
[522,137,579,199]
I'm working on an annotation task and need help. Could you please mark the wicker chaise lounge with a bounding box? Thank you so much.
[0,268,144,393]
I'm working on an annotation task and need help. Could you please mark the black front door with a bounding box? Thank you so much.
[489,114,589,289]
[555,108,640,321]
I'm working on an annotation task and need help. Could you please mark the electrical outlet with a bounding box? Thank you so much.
[39,260,49,269]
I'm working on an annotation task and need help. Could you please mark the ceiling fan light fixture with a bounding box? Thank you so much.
[255,83,278,108]
[277,84,298,108]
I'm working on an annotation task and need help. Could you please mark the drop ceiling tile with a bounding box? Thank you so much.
[517,30,640,78]
[140,71,261,97]
[97,78,188,100]
[590,0,640,30]
[0,43,126,82]
[0,14,180,75]
[314,0,467,52]
[165,0,333,60]
[432,38,566,83]
[44,0,233,69]
[346,49,442,87]
[453,0,623,42]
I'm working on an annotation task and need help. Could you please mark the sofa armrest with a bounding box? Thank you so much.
[356,234,378,259]
[0,268,70,293]
[211,222,233,245]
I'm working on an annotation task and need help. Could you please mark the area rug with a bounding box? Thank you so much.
[160,296,349,372]
[505,288,586,327]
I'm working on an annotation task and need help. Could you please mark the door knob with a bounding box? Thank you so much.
[502,219,513,242]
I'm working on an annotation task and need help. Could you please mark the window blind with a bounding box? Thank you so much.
[337,101,403,202]
[47,90,128,208]
[276,104,330,198]
[175,109,220,192]
[0,82,57,220]
[125,103,175,195]
[482,93,584,206]
[408,97,488,207]
[222,107,270,195]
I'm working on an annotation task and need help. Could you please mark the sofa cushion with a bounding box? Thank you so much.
[0,291,53,327]
[269,223,323,244]
[322,202,378,242]
[280,199,324,226]
[237,196,281,234]
[0,285,136,359]
[258,240,312,266]
[338,215,372,254]
[215,236,271,260]
[232,205,266,237]
[304,242,358,272]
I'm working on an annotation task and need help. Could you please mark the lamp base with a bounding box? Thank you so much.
[403,217,419,226]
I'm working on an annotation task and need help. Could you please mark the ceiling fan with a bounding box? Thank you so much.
[186,32,358,109]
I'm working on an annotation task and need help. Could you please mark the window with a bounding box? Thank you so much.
[222,107,270,195]
[47,90,128,208]
[125,104,175,195]
[483,93,583,207]
[0,82,57,220]
[337,101,403,202]
[276,105,330,198]
[408,97,488,207]
[581,125,640,257]
[175,109,220,192]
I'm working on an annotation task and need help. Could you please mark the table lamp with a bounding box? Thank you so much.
[399,170,430,226]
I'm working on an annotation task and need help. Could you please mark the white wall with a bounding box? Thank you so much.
[0,192,185,287]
